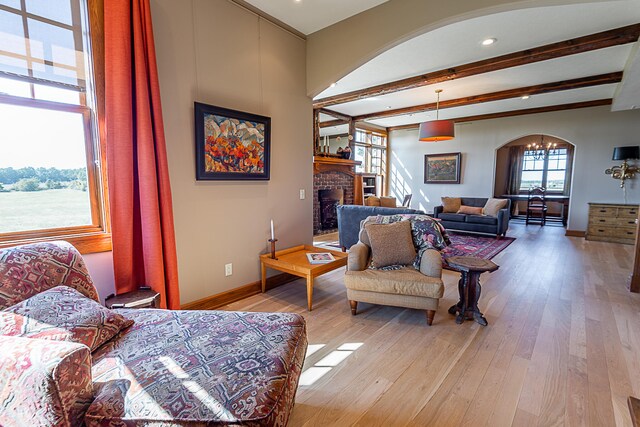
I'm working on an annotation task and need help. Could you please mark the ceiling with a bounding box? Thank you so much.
[306,1,640,136]
[241,0,389,35]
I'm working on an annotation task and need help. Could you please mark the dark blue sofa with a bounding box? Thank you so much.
[336,205,424,250]
[433,197,511,237]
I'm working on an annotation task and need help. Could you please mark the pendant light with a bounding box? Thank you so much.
[418,89,455,142]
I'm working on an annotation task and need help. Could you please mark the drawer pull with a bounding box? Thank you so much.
[598,229,605,232]
[599,219,606,222]
[599,210,607,213]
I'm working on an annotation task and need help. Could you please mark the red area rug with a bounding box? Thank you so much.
[441,233,515,261]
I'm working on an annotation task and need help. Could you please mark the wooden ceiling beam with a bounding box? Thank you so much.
[318,108,352,122]
[353,72,622,121]
[319,119,348,128]
[313,24,640,108]
[387,99,612,131]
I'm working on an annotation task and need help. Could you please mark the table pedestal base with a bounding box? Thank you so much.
[448,271,488,326]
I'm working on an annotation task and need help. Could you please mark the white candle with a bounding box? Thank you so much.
[270,219,274,240]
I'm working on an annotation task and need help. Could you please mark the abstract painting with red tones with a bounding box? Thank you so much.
[195,102,271,181]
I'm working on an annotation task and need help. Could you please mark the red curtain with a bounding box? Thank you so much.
[104,0,180,309]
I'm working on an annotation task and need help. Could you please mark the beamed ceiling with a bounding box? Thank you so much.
[308,2,640,136]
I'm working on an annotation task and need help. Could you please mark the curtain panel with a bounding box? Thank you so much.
[104,0,180,309]
[506,145,525,195]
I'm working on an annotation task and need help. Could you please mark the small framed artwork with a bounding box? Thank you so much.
[424,152,461,184]
[195,102,271,180]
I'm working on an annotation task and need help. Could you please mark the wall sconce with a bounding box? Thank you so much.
[605,146,640,188]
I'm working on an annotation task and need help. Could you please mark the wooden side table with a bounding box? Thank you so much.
[260,245,347,311]
[105,286,161,309]
[446,256,499,326]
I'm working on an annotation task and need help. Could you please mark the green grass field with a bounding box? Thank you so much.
[0,189,92,233]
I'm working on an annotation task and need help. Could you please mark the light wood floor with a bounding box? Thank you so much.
[225,224,640,426]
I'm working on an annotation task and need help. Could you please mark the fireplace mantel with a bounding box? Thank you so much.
[313,156,361,176]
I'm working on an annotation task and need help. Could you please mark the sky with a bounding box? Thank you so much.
[0,103,88,169]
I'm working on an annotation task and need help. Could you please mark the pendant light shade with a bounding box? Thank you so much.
[419,89,455,142]
[418,120,455,142]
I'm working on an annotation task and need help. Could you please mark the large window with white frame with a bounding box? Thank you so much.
[0,0,108,252]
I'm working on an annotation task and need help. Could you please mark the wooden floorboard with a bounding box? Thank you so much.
[224,223,640,426]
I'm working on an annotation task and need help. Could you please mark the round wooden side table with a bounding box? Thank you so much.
[446,256,499,326]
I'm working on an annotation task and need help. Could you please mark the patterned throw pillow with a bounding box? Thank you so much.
[365,221,417,268]
[0,286,133,352]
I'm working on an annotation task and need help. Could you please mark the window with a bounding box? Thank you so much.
[0,0,109,252]
[519,148,568,192]
[355,129,387,176]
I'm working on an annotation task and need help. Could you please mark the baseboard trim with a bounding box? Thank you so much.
[565,229,586,237]
[180,273,299,310]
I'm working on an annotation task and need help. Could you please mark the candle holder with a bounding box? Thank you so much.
[268,239,278,260]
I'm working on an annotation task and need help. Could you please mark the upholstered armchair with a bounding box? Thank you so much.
[344,216,446,325]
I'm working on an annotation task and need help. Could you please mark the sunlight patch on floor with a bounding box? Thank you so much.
[299,342,363,386]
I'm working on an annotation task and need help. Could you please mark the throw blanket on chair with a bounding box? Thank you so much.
[365,214,450,270]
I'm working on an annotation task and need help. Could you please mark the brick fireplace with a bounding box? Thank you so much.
[313,157,359,235]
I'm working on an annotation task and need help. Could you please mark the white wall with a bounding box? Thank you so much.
[389,106,640,231]
[151,0,313,305]
[83,251,115,304]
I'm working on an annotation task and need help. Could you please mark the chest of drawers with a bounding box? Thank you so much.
[586,203,638,244]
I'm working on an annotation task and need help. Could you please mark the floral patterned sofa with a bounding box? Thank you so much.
[0,241,307,426]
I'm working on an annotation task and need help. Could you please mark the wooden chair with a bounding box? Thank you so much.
[401,194,412,207]
[526,187,548,225]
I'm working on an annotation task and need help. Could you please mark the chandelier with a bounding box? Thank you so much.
[526,135,557,160]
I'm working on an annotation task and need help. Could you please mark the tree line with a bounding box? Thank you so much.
[0,167,87,184]
[0,167,87,192]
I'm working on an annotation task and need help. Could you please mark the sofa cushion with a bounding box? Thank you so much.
[344,267,444,299]
[0,286,133,352]
[457,205,484,215]
[0,335,93,427]
[441,197,461,213]
[0,241,99,310]
[379,196,397,207]
[483,198,509,217]
[438,213,467,222]
[466,214,498,225]
[365,221,416,268]
[86,309,307,426]
[365,196,380,206]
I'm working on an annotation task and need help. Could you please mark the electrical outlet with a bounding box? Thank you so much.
[300,189,305,200]
[225,263,233,276]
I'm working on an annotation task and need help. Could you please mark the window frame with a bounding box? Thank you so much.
[355,128,387,177]
[519,147,568,194]
[0,0,110,254]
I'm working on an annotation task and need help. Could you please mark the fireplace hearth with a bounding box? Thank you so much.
[318,189,344,230]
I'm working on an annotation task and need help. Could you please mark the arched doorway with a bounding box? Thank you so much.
[494,134,575,226]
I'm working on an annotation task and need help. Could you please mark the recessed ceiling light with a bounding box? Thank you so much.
[365,97,378,101]
[386,106,392,109]
[521,95,530,100]
[482,38,497,46]
[329,82,337,88]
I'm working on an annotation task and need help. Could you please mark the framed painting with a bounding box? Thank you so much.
[424,152,461,184]
[195,102,271,180]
